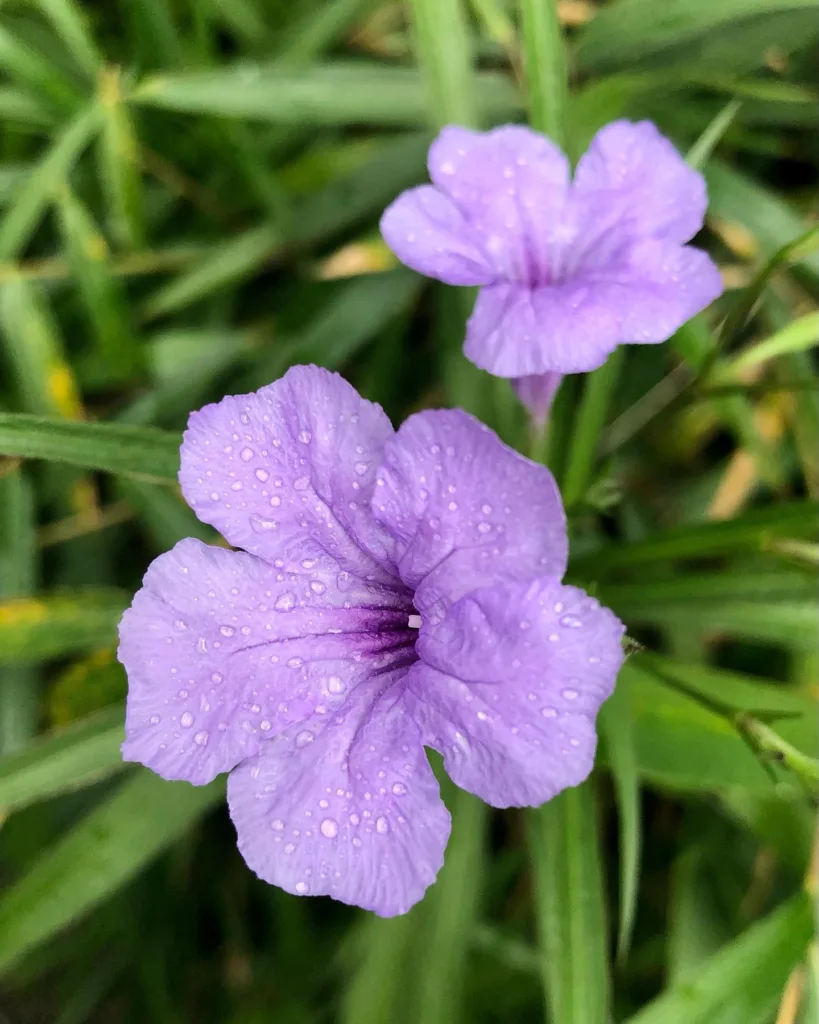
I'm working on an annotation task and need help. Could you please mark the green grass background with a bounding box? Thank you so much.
[0,0,817,1021]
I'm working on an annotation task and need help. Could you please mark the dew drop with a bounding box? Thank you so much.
[240,447,254,462]
[194,730,209,746]
[327,676,345,694]
[541,707,557,718]
[320,818,339,839]
[354,461,368,476]
[255,468,269,482]
[180,711,194,728]
[250,514,278,531]
[269,495,281,507]
[298,430,312,445]
[562,688,579,701]
[271,819,284,831]
[173,619,187,632]
[376,816,389,834]
[392,782,407,796]
[295,730,314,748]
[219,625,235,637]
[149,714,161,725]
[293,475,310,491]
[477,521,492,534]
[275,592,296,611]
[560,614,583,629]
[310,580,326,595]
[284,843,296,854]
[287,656,304,668]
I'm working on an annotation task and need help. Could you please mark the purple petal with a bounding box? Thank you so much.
[512,372,563,428]
[408,577,625,807]
[464,240,723,376]
[119,538,414,785]
[227,684,450,916]
[428,125,570,285]
[371,409,567,623]
[572,120,707,247]
[179,365,396,582]
[379,186,497,286]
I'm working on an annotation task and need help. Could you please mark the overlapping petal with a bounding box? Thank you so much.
[228,684,450,916]
[371,408,567,621]
[379,185,497,286]
[572,120,708,247]
[406,577,624,807]
[179,365,397,582]
[465,239,723,376]
[119,538,414,785]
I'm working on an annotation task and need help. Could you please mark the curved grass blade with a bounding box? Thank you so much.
[409,0,476,128]
[0,771,224,974]
[0,706,126,814]
[0,589,129,664]
[0,414,180,482]
[527,781,610,1024]
[626,891,814,1024]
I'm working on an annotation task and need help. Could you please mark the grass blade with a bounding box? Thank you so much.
[626,891,814,1024]
[409,0,477,127]
[0,589,129,664]
[519,0,569,149]
[0,706,126,814]
[527,782,610,1023]
[0,415,180,481]
[0,102,101,259]
[36,0,102,77]
[0,771,223,974]
[600,685,641,963]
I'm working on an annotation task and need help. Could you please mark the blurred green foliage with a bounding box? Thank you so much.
[0,0,816,1021]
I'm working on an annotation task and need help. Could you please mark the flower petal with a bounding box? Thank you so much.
[228,685,450,916]
[428,125,570,285]
[119,538,414,785]
[572,120,707,246]
[408,577,625,807]
[371,409,567,622]
[465,240,723,376]
[379,185,497,286]
[512,372,563,428]
[179,364,396,582]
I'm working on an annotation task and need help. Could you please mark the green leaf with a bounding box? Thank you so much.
[409,0,477,128]
[619,660,778,792]
[55,186,138,378]
[0,414,180,482]
[570,501,818,574]
[0,102,101,259]
[0,706,126,814]
[132,64,519,126]
[36,0,102,76]
[0,771,223,974]
[0,466,37,753]
[527,782,610,1023]
[0,22,84,113]
[666,846,733,986]
[140,225,279,321]
[519,0,569,149]
[722,312,819,374]
[0,589,129,664]
[97,67,145,249]
[411,789,487,1024]
[577,0,818,71]
[0,278,82,418]
[561,348,625,505]
[626,892,814,1024]
[600,685,641,962]
[341,914,417,1024]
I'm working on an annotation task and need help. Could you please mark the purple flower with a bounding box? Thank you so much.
[380,120,723,378]
[118,365,624,916]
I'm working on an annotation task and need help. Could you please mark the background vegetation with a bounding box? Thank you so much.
[0,0,816,1021]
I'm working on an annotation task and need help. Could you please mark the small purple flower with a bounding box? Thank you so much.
[118,365,624,916]
[380,120,723,378]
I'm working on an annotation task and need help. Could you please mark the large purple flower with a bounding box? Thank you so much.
[118,365,624,916]
[380,120,723,377]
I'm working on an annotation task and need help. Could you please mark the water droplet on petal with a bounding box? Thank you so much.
[194,730,209,746]
[541,707,557,718]
[562,688,579,701]
[295,730,314,748]
[327,676,345,694]
[392,782,407,796]
[298,430,312,444]
[376,816,389,834]
[271,819,284,831]
[320,818,339,838]
[293,475,310,491]
[560,614,583,629]
[310,580,326,595]
[150,714,161,725]
[173,619,187,632]
[255,468,269,482]
[219,625,235,637]
[180,711,194,727]
[250,514,278,531]
[240,447,254,462]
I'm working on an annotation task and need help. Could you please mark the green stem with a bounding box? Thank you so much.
[519,0,569,148]
[409,0,477,128]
